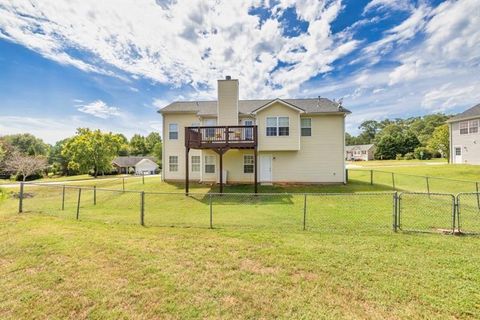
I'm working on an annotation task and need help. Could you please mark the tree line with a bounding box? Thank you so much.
[346,113,450,160]
[0,129,162,181]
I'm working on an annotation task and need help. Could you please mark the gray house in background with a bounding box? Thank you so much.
[447,103,480,164]
[112,156,159,174]
[345,144,376,161]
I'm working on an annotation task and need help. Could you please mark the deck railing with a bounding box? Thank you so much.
[185,125,257,149]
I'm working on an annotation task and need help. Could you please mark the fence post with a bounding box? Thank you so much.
[140,191,145,226]
[303,194,307,231]
[397,192,401,229]
[453,195,459,234]
[426,177,430,196]
[392,192,398,232]
[18,182,24,213]
[76,188,82,220]
[142,173,145,185]
[391,172,396,190]
[370,170,373,185]
[61,185,65,210]
[476,182,480,210]
[93,185,97,205]
[209,194,213,229]
[122,178,125,192]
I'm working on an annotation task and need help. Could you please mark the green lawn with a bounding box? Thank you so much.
[1,164,480,318]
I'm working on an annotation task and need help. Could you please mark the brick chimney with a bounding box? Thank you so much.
[217,76,239,125]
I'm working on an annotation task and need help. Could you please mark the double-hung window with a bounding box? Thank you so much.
[301,118,311,136]
[169,156,178,172]
[191,156,200,172]
[469,120,479,134]
[460,121,469,135]
[243,155,254,173]
[169,124,178,140]
[205,156,215,173]
[266,116,289,136]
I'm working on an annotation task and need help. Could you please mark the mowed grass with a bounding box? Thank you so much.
[1,164,480,318]
[348,164,480,194]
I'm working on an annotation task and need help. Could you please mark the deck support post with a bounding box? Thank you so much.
[219,149,223,194]
[185,147,190,196]
[254,147,258,194]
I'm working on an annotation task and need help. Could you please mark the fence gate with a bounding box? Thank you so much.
[456,193,480,235]
[398,192,456,233]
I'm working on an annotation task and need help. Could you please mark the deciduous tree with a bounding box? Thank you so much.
[4,152,48,181]
[428,124,450,160]
[62,128,122,178]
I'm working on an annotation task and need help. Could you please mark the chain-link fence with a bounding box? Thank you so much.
[15,182,480,235]
[456,193,480,235]
[397,192,456,233]
[348,169,480,194]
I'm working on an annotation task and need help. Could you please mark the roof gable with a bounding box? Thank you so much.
[251,98,305,114]
[447,103,480,123]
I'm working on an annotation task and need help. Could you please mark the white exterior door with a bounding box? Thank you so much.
[260,154,272,182]
[454,146,462,164]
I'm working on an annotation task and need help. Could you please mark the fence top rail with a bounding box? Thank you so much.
[348,168,479,184]
[398,191,456,197]
[456,192,480,196]
[21,183,398,197]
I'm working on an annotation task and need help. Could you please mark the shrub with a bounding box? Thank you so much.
[414,147,432,160]
[404,152,415,160]
[395,154,404,160]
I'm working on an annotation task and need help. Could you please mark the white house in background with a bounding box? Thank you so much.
[158,76,351,192]
[345,144,376,161]
[447,103,480,164]
[112,156,159,174]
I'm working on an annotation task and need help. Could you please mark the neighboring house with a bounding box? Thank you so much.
[112,156,159,174]
[447,103,480,164]
[158,76,351,192]
[345,144,376,161]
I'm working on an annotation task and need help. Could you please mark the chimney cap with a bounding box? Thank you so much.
[225,75,231,80]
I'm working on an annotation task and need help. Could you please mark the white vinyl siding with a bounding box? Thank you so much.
[168,123,178,140]
[191,155,200,172]
[243,155,254,173]
[205,155,215,173]
[169,156,178,172]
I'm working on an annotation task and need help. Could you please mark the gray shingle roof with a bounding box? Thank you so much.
[158,98,351,115]
[447,103,480,122]
[112,156,157,167]
[345,144,375,152]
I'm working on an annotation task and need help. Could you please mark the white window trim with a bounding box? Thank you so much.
[168,123,178,140]
[204,155,216,174]
[168,156,178,172]
[243,154,254,174]
[191,155,200,172]
[300,117,312,137]
[266,116,290,137]
[459,120,479,135]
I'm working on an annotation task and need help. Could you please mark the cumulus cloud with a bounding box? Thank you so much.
[0,0,357,99]
[76,100,120,119]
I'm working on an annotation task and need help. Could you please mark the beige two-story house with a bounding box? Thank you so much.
[447,103,480,164]
[158,76,351,192]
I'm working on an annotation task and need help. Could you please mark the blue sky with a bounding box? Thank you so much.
[0,0,479,143]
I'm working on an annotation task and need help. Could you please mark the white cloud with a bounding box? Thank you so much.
[422,83,480,111]
[363,0,413,14]
[0,0,356,99]
[76,100,120,119]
